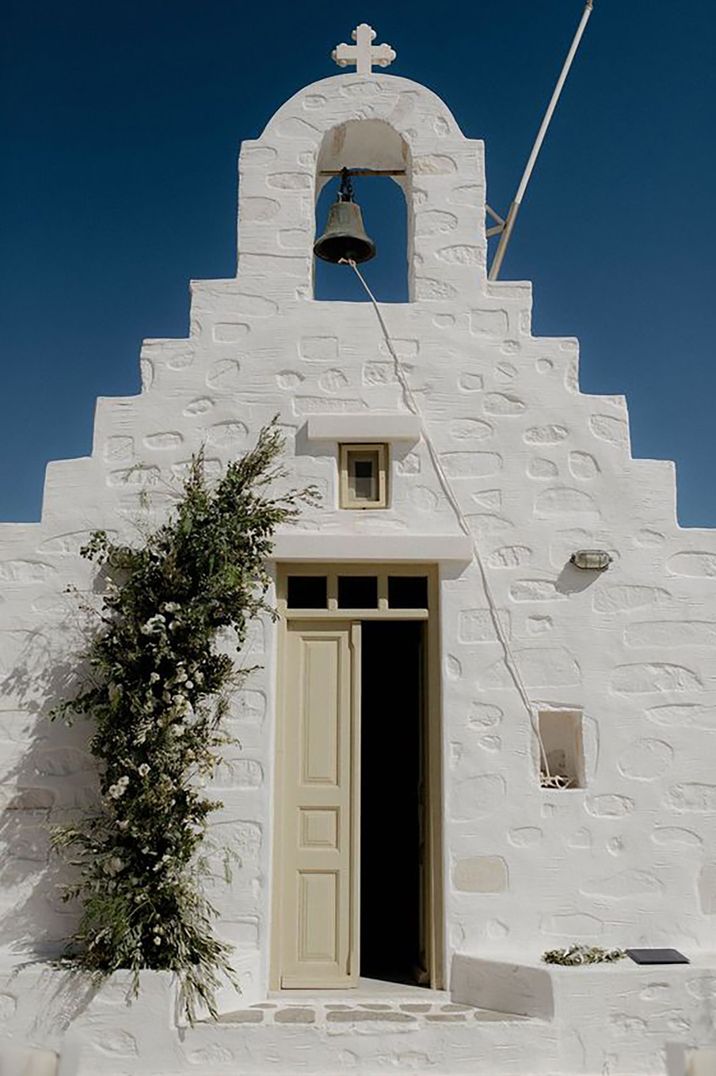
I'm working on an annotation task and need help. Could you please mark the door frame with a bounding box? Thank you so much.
[270,562,444,990]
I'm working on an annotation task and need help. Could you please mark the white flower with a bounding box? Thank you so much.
[153,935,162,945]
[106,856,124,875]
[163,602,180,613]
[118,775,130,786]
[138,763,150,777]
[149,672,160,684]
[184,680,194,690]
[108,783,126,799]
[141,614,166,636]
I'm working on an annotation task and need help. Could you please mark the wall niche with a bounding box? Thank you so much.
[538,709,585,790]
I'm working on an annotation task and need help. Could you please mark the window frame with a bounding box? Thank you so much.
[339,442,388,510]
[278,563,432,620]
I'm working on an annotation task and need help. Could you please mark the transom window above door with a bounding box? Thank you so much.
[279,565,431,618]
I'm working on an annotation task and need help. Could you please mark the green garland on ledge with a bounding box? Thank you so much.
[542,943,626,966]
[51,423,316,1021]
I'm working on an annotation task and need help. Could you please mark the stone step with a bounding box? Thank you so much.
[215,999,530,1028]
[179,1006,552,1075]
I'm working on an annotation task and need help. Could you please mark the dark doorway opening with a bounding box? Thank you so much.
[360,620,427,986]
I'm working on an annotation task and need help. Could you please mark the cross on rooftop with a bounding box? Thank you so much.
[332,23,396,75]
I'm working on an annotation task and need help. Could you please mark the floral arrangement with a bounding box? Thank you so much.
[542,943,626,966]
[51,423,315,1020]
[539,773,573,790]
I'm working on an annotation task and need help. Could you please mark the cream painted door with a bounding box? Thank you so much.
[279,621,360,988]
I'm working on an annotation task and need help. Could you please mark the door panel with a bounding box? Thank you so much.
[280,622,358,987]
[298,871,338,962]
[300,638,340,784]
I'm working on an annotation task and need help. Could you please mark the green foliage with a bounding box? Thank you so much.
[542,943,626,966]
[51,423,315,1020]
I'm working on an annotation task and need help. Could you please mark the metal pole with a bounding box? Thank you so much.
[489,0,595,281]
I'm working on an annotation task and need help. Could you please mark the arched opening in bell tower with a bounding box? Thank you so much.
[313,120,411,303]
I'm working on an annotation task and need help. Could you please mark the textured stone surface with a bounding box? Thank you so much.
[610,662,701,694]
[584,793,635,818]
[697,863,716,914]
[327,1009,416,1023]
[274,1007,315,1023]
[218,1009,264,1023]
[453,856,508,892]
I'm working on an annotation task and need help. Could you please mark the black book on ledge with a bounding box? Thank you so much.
[626,948,690,965]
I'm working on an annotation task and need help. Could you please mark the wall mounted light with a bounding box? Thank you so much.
[570,549,612,571]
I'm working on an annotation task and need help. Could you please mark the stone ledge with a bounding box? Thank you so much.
[451,950,716,1071]
[305,415,422,443]
[451,954,555,1020]
[268,533,473,562]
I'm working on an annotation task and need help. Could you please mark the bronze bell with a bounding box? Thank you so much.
[314,169,376,265]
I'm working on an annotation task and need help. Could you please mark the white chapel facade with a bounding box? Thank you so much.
[2,23,716,1074]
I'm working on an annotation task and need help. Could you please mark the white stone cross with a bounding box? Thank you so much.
[332,23,396,75]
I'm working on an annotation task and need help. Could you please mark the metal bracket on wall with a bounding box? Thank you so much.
[486,205,506,239]
[318,169,406,177]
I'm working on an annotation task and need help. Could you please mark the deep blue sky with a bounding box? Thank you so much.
[1,1,714,524]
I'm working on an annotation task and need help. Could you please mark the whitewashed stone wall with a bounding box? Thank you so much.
[1,71,715,1071]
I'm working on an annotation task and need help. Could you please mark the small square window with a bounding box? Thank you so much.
[338,575,378,609]
[286,575,328,609]
[339,444,388,509]
[388,575,428,609]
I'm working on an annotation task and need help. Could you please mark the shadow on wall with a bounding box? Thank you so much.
[0,597,101,967]
[554,560,604,596]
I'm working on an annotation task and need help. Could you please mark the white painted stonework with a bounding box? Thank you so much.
[2,56,716,1076]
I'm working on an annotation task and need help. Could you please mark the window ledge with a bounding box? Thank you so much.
[269,533,473,563]
[305,415,422,444]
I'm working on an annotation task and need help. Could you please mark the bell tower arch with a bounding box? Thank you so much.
[235,71,489,307]
[313,122,411,300]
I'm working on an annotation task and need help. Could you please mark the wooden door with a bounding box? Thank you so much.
[278,621,360,988]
